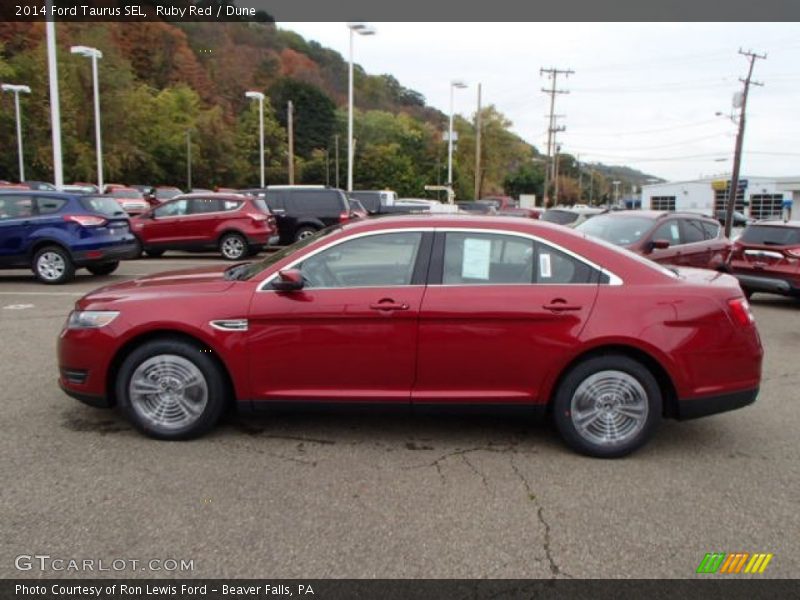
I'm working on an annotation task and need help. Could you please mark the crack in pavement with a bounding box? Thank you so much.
[509,454,571,580]
[460,453,489,489]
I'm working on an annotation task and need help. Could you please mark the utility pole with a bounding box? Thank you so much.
[334,134,340,188]
[540,67,573,207]
[474,83,482,201]
[287,100,294,185]
[325,149,330,186]
[577,154,582,201]
[724,48,766,238]
[186,129,192,191]
[612,180,621,209]
[554,144,562,205]
[589,169,594,205]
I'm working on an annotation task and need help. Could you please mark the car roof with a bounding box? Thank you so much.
[173,192,252,201]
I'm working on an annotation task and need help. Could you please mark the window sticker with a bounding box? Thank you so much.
[539,252,552,279]
[462,238,491,280]
[670,223,679,240]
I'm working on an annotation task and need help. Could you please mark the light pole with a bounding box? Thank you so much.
[245,91,265,188]
[447,80,467,195]
[1,84,31,182]
[346,22,376,192]
[70,45,104,191]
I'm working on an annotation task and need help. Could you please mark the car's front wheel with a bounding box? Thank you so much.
[219,232,248,260]
[116,338,227,440]
[32,245,76,284]
[553,354,661,458]
[86,261,119,276]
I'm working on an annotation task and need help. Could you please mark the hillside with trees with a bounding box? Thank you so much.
[0,17,656,203]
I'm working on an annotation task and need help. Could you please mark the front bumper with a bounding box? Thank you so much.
[676,387,758,420]
[58,379,111,408]
[72,241,140,266]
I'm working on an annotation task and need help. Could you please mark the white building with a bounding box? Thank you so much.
[641,176,800,220]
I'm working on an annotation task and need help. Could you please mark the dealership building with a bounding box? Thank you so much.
[641,176,800,220]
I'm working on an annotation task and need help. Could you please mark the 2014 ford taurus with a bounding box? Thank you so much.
[57,216,763,457]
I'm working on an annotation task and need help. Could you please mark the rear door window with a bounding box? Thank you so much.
[443,233,534,285]
[700,220,720,239]
[154,199,189,217]
[535,243,598,284]
[35,196,67,214]
[189,198,224,214]
[681,219,706,244]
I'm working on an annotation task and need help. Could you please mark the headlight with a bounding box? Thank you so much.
[67,310,120,329]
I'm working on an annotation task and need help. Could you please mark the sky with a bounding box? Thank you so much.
[280,22,800,182]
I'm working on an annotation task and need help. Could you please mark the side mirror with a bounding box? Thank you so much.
[651,239,670,251]
[272,269,304,292]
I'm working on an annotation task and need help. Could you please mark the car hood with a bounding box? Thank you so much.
[79,265,237,305]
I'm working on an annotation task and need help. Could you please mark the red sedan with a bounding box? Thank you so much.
[57,215,762,457]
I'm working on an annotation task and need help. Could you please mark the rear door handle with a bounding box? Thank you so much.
[543,302,582,312]
[370,300,410,311]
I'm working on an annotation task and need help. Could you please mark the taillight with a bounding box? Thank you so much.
[339,212,351,223]
[63,215,107,227]
[248,212,268,222]
[728,297,755,326]
[785,247,800,259]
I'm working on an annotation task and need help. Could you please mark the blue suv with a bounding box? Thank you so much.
[0,191,139,284]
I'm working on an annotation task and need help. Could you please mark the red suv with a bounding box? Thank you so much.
[727,220,800,299]
[577,210,731,270]
[131,193,278,260]
[58,215,762,458]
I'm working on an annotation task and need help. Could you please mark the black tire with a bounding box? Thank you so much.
[145,249,165,258]
[742,288,754,300]
[219,232,248,261]
[32,245,76,284]
[552,354,662,458]
[115,338,227,440]
[294,226,319,242]
[86,261,119,276]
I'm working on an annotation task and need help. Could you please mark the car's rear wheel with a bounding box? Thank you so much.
[145,249,165,258]
[86,261,119,276]
[32,246,75,284]
[553,354,661,458]
[219,232,248,260]
[294,226,318,242]
[116,338,227,440]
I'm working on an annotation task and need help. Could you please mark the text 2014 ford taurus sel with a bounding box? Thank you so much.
[57,215,763,457]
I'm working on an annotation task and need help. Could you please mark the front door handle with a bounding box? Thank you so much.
[543,300,582,312]
[370,299,410,311]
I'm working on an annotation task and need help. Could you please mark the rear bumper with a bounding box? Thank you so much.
[676,387,758,420]
[732,273,799,296]
[72,241,140,266]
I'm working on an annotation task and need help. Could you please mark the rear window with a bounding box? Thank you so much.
[576,214,656,245]
[541,210,579,225]
[289,190,346,214]
[740,224,800,246]
[349,192,381,213]
[251,198,270,213]
[81,196,127,216]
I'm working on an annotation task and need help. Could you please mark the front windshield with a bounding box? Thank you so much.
[576,214,655,246]
[234,225,343,280]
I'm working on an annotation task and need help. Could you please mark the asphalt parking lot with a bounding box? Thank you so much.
[1,254,798,579]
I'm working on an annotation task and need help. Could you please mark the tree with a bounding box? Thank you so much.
[504,162,545,199]
[268,78,336,159]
